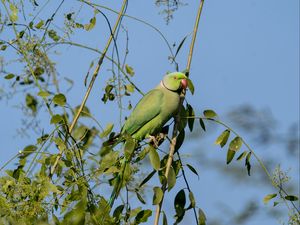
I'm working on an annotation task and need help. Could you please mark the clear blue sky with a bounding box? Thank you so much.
[0,0,299,224]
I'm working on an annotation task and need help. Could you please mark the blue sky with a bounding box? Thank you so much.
[0,0,299,224]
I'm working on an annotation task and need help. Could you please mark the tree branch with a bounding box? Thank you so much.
[154,1,205,224]
[50,0,128,176]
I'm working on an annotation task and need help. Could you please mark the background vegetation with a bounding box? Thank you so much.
[0,0,299,224]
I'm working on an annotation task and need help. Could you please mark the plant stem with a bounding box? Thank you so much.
[50,0,128,176]
[186,0,204,73]
[154,1,205,224]
[201,117,300,214]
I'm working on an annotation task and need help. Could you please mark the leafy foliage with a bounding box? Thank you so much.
[0,1,298,225]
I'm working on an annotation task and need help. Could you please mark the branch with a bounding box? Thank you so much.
[154,1,205,224]
[50,0,128,176]
[186,0,204,73]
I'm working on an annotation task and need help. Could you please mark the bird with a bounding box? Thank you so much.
[106,71,188,207]
[104,71,188,147]
[121,71,187,141]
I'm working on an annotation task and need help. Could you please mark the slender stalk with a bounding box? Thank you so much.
[68,0,127,133]
[176,151,199,224]
[203,117,300,214]
[81,0,175,60]
[154,1,205,224]
[50,0,128,176]
[186,0,204,73]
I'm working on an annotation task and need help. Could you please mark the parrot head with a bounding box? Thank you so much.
[161,72,188,92]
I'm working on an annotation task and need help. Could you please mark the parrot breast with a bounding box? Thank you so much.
[121,85,180,140]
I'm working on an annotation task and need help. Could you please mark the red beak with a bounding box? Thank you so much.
[181,79,188,89]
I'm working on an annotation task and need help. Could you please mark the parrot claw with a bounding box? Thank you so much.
[148,133,167,148]
[148,135,159,148]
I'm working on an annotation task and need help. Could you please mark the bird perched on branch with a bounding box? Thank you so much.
[104,71,188,147]
[105,71,188,207]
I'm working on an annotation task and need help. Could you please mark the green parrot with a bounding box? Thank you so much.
[107,71,188,207]
[122,71,187,140]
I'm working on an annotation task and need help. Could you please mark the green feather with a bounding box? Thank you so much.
[121,72,187,140]
[106,72,187,207]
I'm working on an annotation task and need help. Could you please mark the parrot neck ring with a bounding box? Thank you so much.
[160,80,178,92]
[160,79,187,92]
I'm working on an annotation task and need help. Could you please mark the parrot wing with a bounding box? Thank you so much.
[121,88,164,137]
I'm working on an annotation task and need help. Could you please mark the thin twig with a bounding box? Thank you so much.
[176,151,199,224]
[154,1,205,224]
[186,0,204,74]
[201,117,300,215]
[50,0,128,176]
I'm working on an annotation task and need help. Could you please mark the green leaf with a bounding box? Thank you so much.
[175,36,187,58]
[162,211,168,225]
[198,208,207,225]
[187,78,195,95]
[285,195,299,201]
[236,151,248,161]
[66,12,74,21]
[35,20,44,29]
[4,73,15,79]
[273,201,279,207]
[186,164,199,178]
[125,84,135,93]
[136,146,151,162]
[135,209,152,224]
[84,17,96,31]
[37,134,49,144]
[153,186,163,205]
[26,94,38,113]
[50,114,63,124]
[229,136,243,152]
[203,109,217,118]
[172,160,181,176]
[136,191,146,204]
[53,93,66,106]
[226,150,236,164]
[187,104,195,132]
[263,193,277,204]
[1,45,7,51]
[245,152,252,176]
[149,146,160,170]
[34,66,44,76]
[75,22,84,29]
[18,30,25,38]
[215,129,230,148]
[105,84,113,93]
[99,123,114,138]
[199,118,206,131]
[99,151,119,172]
[38,90,50,98]
[167,166,176,191]
[113,204,124,220]
[175,130,185,152]
[20,145,37,158]
[174,189,186,219]
[48,29,60,42]
[178,105,187,131]
[124,136,136,159]
[188,191,196,209]
[29,21,33,29]
[125,64,135,76]
[139,170,156,187]
[158,170,167,186]
[9,3,18,22]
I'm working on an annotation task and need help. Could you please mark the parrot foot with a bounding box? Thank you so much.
[148,133,166,148]
[148,135,159,148]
